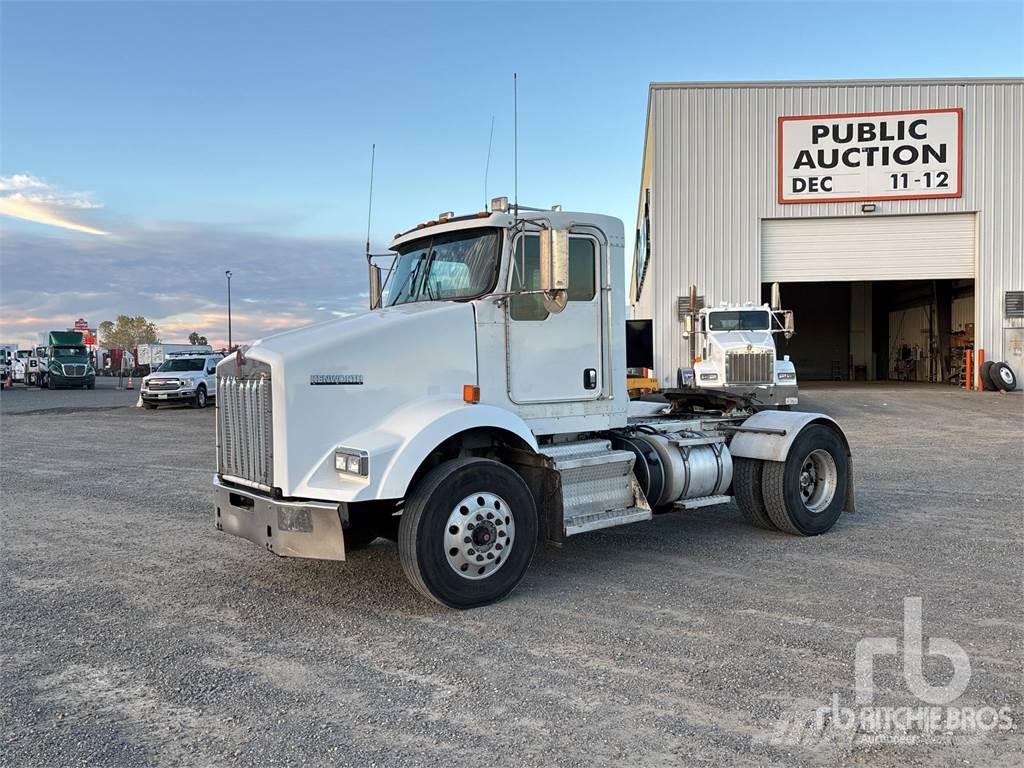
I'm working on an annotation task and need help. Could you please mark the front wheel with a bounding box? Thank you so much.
[761,424,849,536]
[192,385,208,409]
[398,458,538,609]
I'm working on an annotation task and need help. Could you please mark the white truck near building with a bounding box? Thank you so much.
[214,200,854,608]
[681,291,799,408]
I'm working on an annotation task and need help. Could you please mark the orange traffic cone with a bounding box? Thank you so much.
[126,376,134,390]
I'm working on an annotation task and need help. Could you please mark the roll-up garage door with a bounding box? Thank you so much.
[761,213,976,282]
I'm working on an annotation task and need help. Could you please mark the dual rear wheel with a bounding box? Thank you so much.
[734,424,849,536]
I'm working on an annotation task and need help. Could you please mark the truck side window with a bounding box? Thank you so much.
[510,235,597,321]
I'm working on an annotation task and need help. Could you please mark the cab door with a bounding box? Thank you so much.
[506,231,604,403]
[205,357,218,395]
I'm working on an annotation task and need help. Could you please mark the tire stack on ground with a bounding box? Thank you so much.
[979,360,1018,392]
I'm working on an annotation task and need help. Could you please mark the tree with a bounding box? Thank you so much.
[98,315,160,352]
[188,331,208,346]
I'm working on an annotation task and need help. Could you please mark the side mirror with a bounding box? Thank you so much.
[368,263,383,310]
[681,314,693,339]
[783,310,795,339]
[539,227,570,314]
[770,282,782,311]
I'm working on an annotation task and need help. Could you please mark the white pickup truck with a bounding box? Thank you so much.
[214,199,854,608]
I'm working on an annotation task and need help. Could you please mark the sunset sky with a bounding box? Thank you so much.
[2,1,1021,349]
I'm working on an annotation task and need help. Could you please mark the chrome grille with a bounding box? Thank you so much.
[725,350,774,386]
[217,361,273,490]
[148,379,180,391]
[61,363,87,376]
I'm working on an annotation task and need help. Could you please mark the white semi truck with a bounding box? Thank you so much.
[681,292,800,408]
[214,200,854,608]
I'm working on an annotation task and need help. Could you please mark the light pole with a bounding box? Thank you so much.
[225,270,233,351]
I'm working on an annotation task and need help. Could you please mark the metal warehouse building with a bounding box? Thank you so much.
[632,78,1023,390]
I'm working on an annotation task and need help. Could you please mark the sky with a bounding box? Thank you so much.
[1,1,1022,350]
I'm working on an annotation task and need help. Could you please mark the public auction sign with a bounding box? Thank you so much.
[777,108,963,204]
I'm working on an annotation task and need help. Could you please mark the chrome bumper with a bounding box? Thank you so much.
[213,476,346,560]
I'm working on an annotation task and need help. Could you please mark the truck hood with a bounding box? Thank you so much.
[232,301,478,496]
[708,331,775,352]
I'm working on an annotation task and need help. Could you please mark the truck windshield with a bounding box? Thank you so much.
[52,346,85,358]
[158,358,206,372]
[707,311,770,331]
[384,228,500,306]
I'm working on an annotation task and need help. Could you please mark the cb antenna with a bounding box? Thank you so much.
[513,73,518,215]
[484,115,495,210]
[365,142,375,262]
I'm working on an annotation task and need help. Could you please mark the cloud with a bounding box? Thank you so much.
[0,223,370,350]
[0,173,107,235]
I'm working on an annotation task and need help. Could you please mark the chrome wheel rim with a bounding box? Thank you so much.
[444,492,514,580]
[197,389,206,406]
[998,367,1013,385]
[799,449,838,514]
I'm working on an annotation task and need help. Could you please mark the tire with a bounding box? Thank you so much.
[989,361,1017,392]
[762,424,848,536]
[87,381,95,390]
[398,458,537,609]
[47,377,55,390]
[733,457,776,530]
[192,385,208,409]
[143,401,158,410]
[980,360,997,391]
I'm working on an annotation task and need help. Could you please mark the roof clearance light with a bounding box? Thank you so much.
[490,196,508,213]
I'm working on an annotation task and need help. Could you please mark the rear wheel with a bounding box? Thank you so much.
[398,458,537,609]
[733,457,776,530]
[762,424,848,536]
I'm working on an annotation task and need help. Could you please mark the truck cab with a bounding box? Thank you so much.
[214,200,853,608]
[45,335,95,389]
[688,304,799,407]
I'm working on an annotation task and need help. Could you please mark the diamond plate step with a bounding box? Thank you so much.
[541,439,652,537]
[564,506,652,536]
[673,494,733,510]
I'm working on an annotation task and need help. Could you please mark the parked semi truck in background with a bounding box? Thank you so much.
[679,288,799,408]
[40,331,95,389]
[214,199,854,608]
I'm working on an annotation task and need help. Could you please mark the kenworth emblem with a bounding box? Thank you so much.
[310,373,364,386]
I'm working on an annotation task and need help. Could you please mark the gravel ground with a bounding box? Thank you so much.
[2,383,1021,767]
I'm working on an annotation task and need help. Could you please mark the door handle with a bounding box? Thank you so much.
[583,368,598,390]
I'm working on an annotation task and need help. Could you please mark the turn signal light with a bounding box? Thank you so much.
[463,384,480,404]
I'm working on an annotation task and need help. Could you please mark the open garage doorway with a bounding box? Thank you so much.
[762,279,975,384]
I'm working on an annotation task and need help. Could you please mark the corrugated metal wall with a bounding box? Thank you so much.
[952,295,975,333]
[635,79,1023,388]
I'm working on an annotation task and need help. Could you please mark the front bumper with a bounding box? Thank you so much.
[142,388,195,401]
[703,382,799,407]
[213,476,346,560]
[49,372,95,388]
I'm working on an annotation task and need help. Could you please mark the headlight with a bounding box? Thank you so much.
[699,373,718,381]
[334,448,369,477]
[778,371,797,381]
